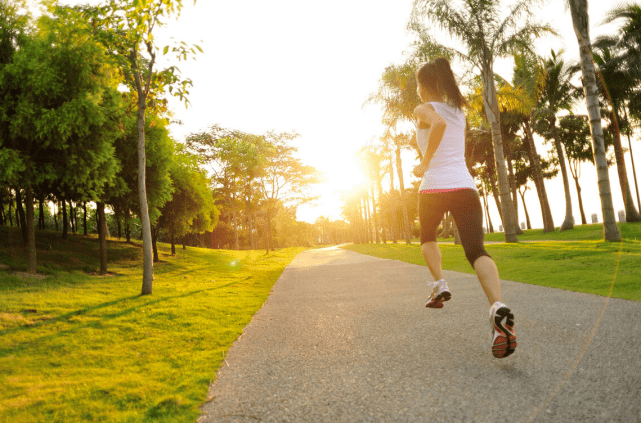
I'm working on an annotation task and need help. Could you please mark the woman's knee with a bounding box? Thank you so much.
[466,249,491,268]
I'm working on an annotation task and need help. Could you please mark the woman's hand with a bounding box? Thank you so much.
[413,163,429,177]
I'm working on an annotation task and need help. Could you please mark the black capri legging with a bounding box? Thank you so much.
[419,188,490,267]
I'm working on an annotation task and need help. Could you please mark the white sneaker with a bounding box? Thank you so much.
[425,279,451,308]
[489,301,517,358]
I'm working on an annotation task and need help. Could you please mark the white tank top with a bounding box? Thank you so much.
[416,102,476,192]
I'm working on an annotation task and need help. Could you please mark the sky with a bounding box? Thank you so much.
[58,0,639,229]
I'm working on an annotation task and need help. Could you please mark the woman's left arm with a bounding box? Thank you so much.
[413,104,447,177]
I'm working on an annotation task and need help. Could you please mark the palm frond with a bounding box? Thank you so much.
[495,23,557,57]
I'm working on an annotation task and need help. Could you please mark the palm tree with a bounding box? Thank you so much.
[535,50,578,230]
[590,40,641,221]
[511,51,556,232]
[557,115,594,225]
[384,130,413,244]
[365,63,422,244]
[358,146,387,244]
[467,77,527,233]
[410,0,554,242]
[567,0,620,241]
[599,4,641,210]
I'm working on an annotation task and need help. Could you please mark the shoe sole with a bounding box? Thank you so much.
[492,307,517,358]
[425,289,451,308]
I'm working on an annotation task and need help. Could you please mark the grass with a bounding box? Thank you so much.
[0,226,305,422]
[481,222,641,242]
[344,222,641,302]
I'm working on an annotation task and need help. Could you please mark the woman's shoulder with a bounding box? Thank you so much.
[430,102,465,122]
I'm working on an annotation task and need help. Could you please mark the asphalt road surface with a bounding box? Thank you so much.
[199,246,641,422]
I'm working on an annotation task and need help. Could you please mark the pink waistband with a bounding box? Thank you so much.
[419,188,471,194]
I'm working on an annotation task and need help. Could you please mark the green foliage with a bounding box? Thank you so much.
[158,146,219,241]
[0,225,305,422]
[109,114,175,225]
[0,6,123,196]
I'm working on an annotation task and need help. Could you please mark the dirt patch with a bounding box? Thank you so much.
[0,263,10,270]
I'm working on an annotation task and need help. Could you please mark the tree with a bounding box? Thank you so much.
[410,0,554,242]
[590,40,641,221]
[511,51,555,232]
[0,5,122,273]
[533,49,579,230]
[256,131,322,253]
[186,125,267,250]
[602,4,641,209]
[158,147,219,256]
[365,63,426,244]
[358,147,386,244]
[91,0,200,294]
[567,0,620,241]
[556,115,593,224]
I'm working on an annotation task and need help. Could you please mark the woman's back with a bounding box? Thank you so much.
[416,102,474,191]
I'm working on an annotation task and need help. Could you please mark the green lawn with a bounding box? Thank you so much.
[345,222,641,302]
[0,226,305,422]
[481,222,641,242]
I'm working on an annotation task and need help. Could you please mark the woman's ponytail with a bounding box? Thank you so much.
[416,57,468,110]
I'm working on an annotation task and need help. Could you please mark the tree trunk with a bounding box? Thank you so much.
[125,209,131,243]
[137,102,154,295]
[0,188,5,226]
[265,212,271,253]
[115,209,121,239]
[523,121,555,232]
[364,195,372,244]
[72,201,78,234]
[518,189,532,230]
[370,186,380,243]
[569,0,620,241]
[25,186,36,274]
[440,212,453,238]
[452,219,461,245]
[231,188,239,250]
[481,65,518,242]
[97,202,108,275]
[246,188,255,250]
[53,200,57,231]
[572,173,587,225]
[504,144,523,234]
[395,146,412,244]
[38,195,45,230]
[7,189,14,227]
[62,197,68,239]
[553,135,575,230]
[487,167,503,225]
[610,110,641,221]
[151,224,159,263]
[376,177,387,244]
[482,191,494,233]
[171,229,176,256]
[623,107,641,210]
[83,202,88,236]
[15,189,28,245]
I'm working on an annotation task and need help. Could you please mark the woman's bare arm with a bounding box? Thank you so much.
[413,104,447,176]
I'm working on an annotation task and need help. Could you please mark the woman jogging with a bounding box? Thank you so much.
[412,57,517,359]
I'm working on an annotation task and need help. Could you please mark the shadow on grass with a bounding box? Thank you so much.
[0,279,246,351]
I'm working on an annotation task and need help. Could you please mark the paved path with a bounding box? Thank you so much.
[200,246,641,422]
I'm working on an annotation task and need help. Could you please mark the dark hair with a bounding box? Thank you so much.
[415,57,468,109]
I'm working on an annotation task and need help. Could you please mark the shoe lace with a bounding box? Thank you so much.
[428,279,445,290]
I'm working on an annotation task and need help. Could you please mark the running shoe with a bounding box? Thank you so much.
[425,279,451,308]
[489,302,517,358]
